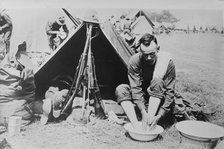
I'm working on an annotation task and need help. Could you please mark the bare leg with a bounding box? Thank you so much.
[120,101,140,129]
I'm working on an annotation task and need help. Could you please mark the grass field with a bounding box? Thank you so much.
[158,32,224,126]
[1,32,224,149]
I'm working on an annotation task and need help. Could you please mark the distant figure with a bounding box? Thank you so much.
[120,15,135,48]
[119,15,126,32]
[0,9,13,61]
[109,15,116,26]
[114,20,123,33]
[45,14,69,52]
[193,26,197,33]
[186,25,190,34]
[123,16,132,33]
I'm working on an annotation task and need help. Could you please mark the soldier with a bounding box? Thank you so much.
[0,9,13,61]
[115,33,176,130]
[45,14,69,52]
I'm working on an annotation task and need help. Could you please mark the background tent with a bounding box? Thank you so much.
[127,10,155,43]
[35,20,133,100]
[128,10,155,27]
[131,16,155,40]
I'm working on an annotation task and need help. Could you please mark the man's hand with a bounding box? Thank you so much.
[148,115,161,130]
[141,109,150,130]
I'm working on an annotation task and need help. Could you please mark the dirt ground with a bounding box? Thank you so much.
[0,118,182,149]
[1,117,224,149]
[1,33,224,149]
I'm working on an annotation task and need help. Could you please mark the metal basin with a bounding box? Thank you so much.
[176,120,224,141]
[124,122,164,141]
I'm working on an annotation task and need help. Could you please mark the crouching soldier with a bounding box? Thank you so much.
[115,33,176,130]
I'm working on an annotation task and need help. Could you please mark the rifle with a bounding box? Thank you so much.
[86,38,106,119]
[60,23,106,119]
[60,24,92,116]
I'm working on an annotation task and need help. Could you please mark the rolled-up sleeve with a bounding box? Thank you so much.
[147,60,176,113]
[128,54,146,111]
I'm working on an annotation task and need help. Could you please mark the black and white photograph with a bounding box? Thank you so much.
[0,0,224,148]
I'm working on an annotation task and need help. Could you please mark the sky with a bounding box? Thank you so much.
[1,0,224,9]
[1,0,223,53]
[169,9,223,29]
[2,0,223,24]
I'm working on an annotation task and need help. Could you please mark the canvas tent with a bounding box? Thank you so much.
[127,10,155,43]
[34,19,134,100]
[127,10,154,26]
[131,16,154,39]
